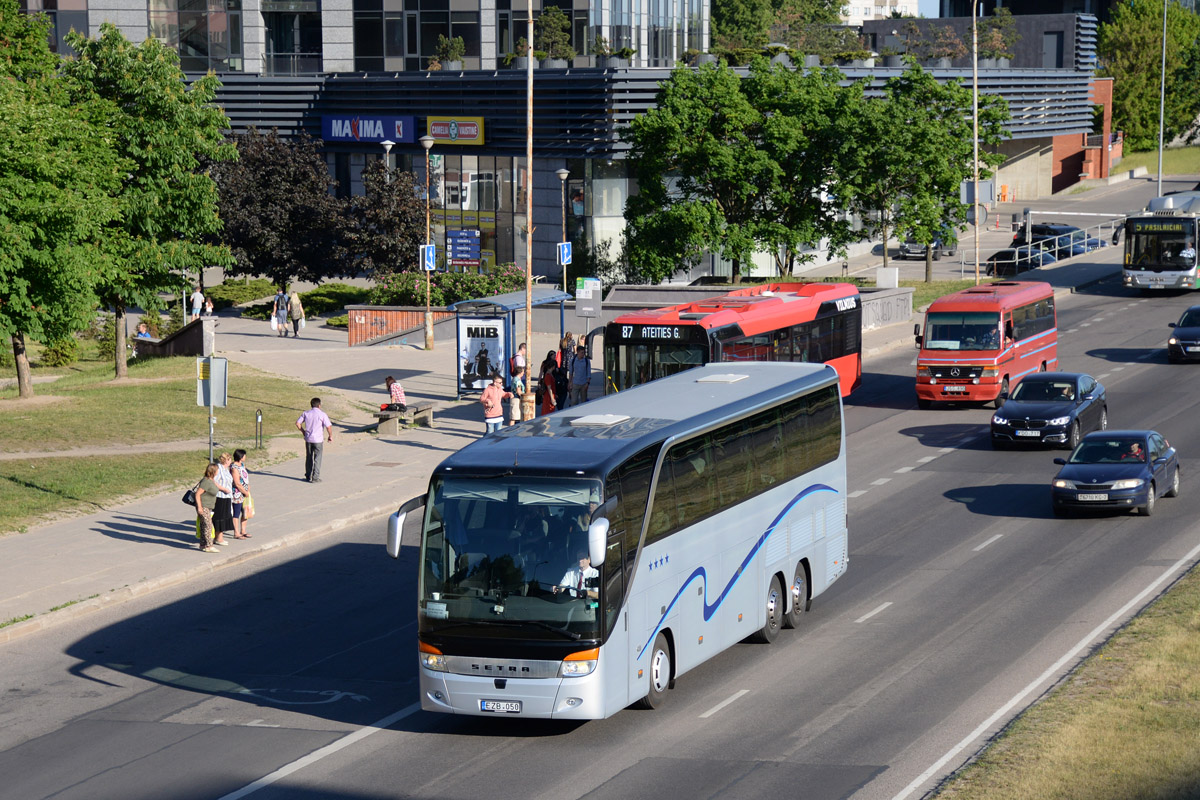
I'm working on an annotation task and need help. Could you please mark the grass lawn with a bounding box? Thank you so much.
[1117,146,1200,177]
[936,566,1200,799]
[898,279,1000,311]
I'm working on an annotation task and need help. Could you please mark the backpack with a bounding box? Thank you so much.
[510,355,520,377]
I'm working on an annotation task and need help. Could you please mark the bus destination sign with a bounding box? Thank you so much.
[1130,220,1187,234]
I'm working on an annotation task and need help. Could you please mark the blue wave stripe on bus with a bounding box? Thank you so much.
[636,483,839,660]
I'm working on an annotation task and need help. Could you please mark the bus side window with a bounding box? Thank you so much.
[779,396,812,476]
[666,435,715,530]
[744,407,785,487]
[715,419,755,508]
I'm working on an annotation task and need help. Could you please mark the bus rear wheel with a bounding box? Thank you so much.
[637,633,672,709]
[783,563,808,629]
[750,575,784,644]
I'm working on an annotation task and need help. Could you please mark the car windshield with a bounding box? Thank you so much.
[1010,379,1074,402]
[419,475,605,641]
[923,311,1001,351]
[1068,438,1145,464]
[1178,309,1200,327]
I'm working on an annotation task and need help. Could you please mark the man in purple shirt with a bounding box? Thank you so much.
[295,397,333,482]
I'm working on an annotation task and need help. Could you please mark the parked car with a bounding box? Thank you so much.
[897,236,956,260]
[985,245,1057,276]
[991,372,1106,449]
[1012,223,1106,260]
[1166,304,1200,363]
[1050,430,1179,517]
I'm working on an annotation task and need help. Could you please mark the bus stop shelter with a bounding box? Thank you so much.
[448,287,570,398]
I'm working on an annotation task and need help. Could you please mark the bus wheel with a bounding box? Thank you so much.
[783,563,808,629]
[751,575,784,644]
[637,633,672,709]
[993,378,1009,409]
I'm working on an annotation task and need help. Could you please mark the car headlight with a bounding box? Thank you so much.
[560,648,599,677]
[1110,479,1145,490]
[1052,479,1075,489]
[1169,337,1178,345]
[419,642,447,672]
[992,415,1008,425]
[1048,416,1071,426]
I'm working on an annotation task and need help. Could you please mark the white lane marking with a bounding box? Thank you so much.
[1080,323,1091,327]
[848,490,869,499]
[1112,366,1125,372]
[871,478,892,486]
[939,447,955,454]
[890,536,1200,800]
[218,702,421,800]
[895,466,915,474]
[918,456,937,463]
[855,602,893,624]
[972,534,1004,552]
[1097,373,1110,379]
[700,689,750,719]
[245,720,281,728]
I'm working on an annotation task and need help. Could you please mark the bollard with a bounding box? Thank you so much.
[255,408,263,449]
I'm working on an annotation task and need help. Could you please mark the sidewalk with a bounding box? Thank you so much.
[0,185,1141,643]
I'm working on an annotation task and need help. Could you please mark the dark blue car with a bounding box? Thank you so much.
[991,372,1106,449]
[1051,430,1180,517]
[1167,304,1200,363]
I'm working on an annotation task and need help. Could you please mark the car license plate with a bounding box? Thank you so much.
[1077,493,1108,501]
[480,700,522,713]
[1015,430,1041,437]
[1188,347,1200,353]
[943,386,966,393]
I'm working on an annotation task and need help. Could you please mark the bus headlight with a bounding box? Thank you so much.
[560,647,599,677]
[419,641,447,672]
[980,366,998,377]
[1110,479,1145,490]
[916,367,931,378]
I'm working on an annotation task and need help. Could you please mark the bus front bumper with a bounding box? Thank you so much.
[916,380,1000,403]
[419,667,606,719]
[1124,272,1198,290]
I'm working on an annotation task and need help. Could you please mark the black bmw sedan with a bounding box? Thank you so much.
[1167,305,1200,363]
[990,372,1107,449]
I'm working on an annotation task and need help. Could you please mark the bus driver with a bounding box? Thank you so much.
[1180,239,1196,265]
[552,550,598,599]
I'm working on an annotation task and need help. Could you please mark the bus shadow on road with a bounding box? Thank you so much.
[944,484,1052,518]
[1084,347,1165,364]
[844,372,918,410]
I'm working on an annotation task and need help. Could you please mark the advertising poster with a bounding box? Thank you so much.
[457,316,506,392]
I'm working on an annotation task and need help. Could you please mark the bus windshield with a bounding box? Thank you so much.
[1127,230,1197,271]
[923,312,1002,351]
[606,343,705,392]
[420,475,605,641]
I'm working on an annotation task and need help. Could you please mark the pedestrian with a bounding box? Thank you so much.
[384,375,406,410]
[134,323,152,339]
[509,366,525,425]
[538,351,559,416]
[194,463,220,553]
[189,286,205,322]
[204,297,215,316]
[509,342,526,378]
[480,374,512,435]
[212,452,236,545]
[231,448,253,539]
[569,344,591,406]
[288,289,305,337]
[296,397,333,482]
[273,287,290,337]
[555,334,572,410]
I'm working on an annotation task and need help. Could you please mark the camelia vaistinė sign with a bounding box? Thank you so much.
[321,115,416,143]
[427,116,485,146]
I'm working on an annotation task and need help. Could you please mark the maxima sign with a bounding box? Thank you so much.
[322,115,416,144]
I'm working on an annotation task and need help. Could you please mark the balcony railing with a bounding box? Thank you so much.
[261,53,323,76]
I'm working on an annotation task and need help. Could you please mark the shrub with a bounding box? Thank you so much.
[40,335,79,367]
[300,283,371,315]
[204,278,277,309]
[370,263,526,306]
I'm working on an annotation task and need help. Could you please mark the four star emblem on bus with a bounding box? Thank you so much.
[649,555,669,570]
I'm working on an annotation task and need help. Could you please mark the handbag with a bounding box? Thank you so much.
[244,495,255,520]
[270,316,278,331]
[300,317,306,329]
[182,483,198,506]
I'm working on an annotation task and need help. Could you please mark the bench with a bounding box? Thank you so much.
[373,403,435,434]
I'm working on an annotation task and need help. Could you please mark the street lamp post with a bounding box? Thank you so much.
[556,168,570,293]
[420,134,435,350]
[971,1,981,286]
[380,139,394,174]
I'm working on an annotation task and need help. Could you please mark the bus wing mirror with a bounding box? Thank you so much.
[387,493,426,559]
[588,517,609,568]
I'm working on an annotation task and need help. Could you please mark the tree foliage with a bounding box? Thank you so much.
[838,62,1009,275]
[534,6,574,60]
[714,0,843,51]
[0,0,123,397]
[207,128,351,289]
[1098,0,1200,152]
[347,160,426,278]
[62,23,235,379]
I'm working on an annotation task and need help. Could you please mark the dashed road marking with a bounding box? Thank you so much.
[1097,373,1110,379]
[700,689,750,719]
[1112,366,1125,371]
[895,466,915,474]
[855,602,893,624]
[848,490,869,499]
[871,478,892,486]
[918,456,937,463]
[972,534,1004,552]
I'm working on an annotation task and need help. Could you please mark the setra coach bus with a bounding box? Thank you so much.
[603,282,861,397]
[386,362,848,719]
[1122,191,1200,292]
[915,281,1058,409]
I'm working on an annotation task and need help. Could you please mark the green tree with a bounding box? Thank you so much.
[61,24,235,380]
[838,62,1009,279]
[347,159,425,278]
[1098,0,1200,152]
[207,128,351,289]
[534,5,575,60]
[711,0,772,49]
[0,1,123,398]
[625,60,861,283]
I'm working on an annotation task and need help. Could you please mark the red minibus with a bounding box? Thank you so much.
[914,281,1058,409]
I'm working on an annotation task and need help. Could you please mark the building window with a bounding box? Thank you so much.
[149,0,244,73]
[263,1,323,75]
[355,0,480,72]
[20,0,88,56]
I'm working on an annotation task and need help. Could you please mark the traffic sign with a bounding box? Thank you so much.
[421,244,436,271]
[558,241,572,266]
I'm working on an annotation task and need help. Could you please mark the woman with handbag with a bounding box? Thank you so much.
[212,453,236,545]
[194,463,220,553]
[231,449,253,539]
[384,376,407,411]
[289,290,306,337]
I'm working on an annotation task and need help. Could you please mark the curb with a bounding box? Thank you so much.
[0,499,400,645]
[1068,268,1123,294]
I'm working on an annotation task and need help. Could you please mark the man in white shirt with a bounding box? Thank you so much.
[1180,239,1196,264]
[553,550,599,598]
[189,287,205,322]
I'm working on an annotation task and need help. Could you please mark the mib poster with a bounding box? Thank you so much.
[457,316,506,392]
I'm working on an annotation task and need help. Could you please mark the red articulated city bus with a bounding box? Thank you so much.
[914,281,1058,409]
[604,282,862,397]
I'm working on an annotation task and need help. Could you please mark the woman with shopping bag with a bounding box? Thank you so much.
[289,290,306,337]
